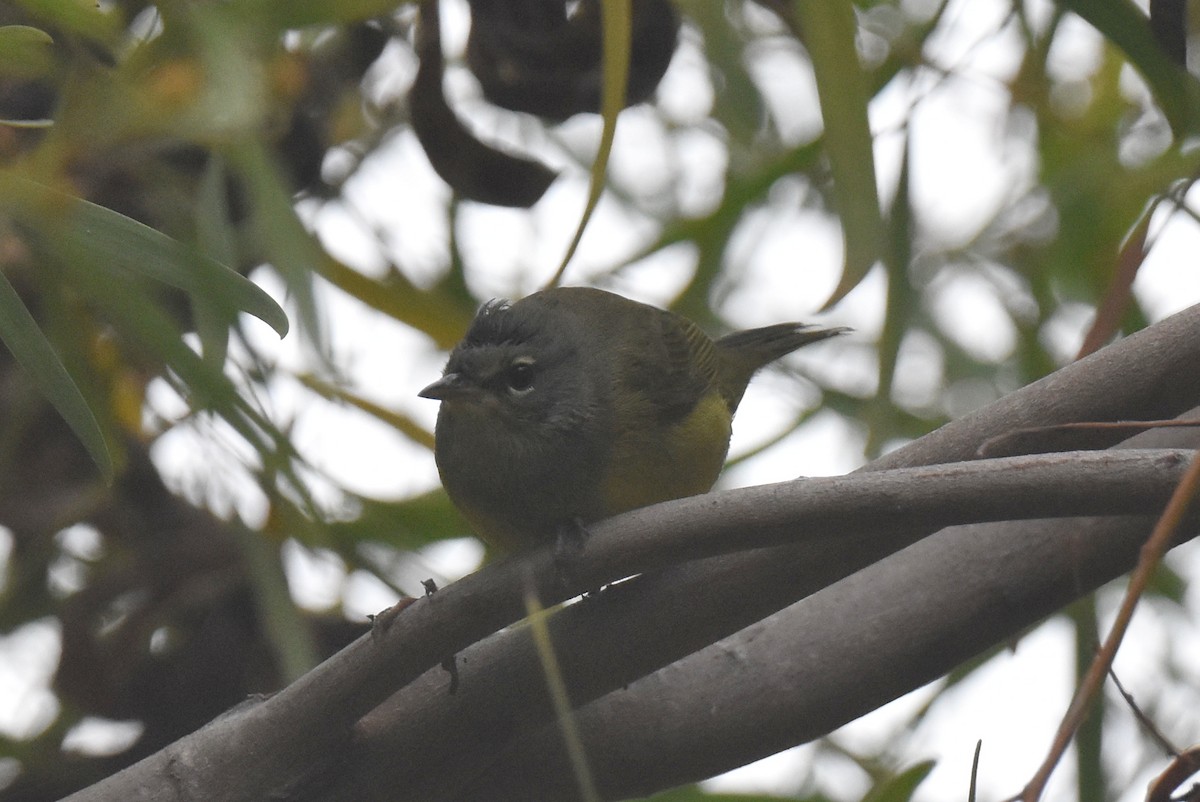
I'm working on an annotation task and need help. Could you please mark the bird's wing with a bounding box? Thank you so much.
[614,307,721,425]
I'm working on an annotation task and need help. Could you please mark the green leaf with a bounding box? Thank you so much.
[235,525,319,682]
[316,256,474,350]
[2,174,289,338]
[298,373,435,451]
[227,141,325,354]
[673,0,768,145]
[3,179,302,488]
[194,156,240,367]
[1057,0,1200,137]
[547,0,631,287]
[326,491,470,552]
[0,268,113,480]
[869,132,915,456]
[0,25,55,79]
[11,0,120,46]
[64,255,288,471]
[0,25,52,47]
[792,0,885,308]
[860,761,936,802]
[74,194,289,337]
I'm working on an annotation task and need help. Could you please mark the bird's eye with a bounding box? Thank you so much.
[505,359,535,394]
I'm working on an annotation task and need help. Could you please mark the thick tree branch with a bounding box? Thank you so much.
[327,304,1200,800]
[461,512,1191,800]
[340,452,1195,801]
[64,302,1200,802]
[866,299,1200,470]
[67,451,1196,802]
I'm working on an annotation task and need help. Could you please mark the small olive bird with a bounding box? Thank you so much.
[420,286,847,552]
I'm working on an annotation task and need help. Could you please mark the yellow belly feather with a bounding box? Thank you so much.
[602,391,732,516]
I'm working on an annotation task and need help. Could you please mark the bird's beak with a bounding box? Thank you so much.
[418,373,475,401]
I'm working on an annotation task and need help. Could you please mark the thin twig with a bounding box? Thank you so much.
[1108,667,1179,757]
[1014,450,1200,801]
[1076,201,1154,360]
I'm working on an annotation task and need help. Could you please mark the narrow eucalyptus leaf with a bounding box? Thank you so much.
[0,269,113,479]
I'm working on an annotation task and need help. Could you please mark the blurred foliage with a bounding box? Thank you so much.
[1,0,1199,800]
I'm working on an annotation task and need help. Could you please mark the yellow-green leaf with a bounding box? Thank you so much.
[0,25,54,79]
[793,0,885,308]
[546,0,631,287]
[1058,0,1200,137]
[0,268,113,480]
[298,373,435,451]
[2,174,289,338]
[12,0,120,46]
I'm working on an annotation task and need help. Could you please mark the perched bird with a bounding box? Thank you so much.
[419,287,847,552]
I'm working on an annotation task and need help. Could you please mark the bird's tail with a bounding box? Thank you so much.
[715,323,849,410]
